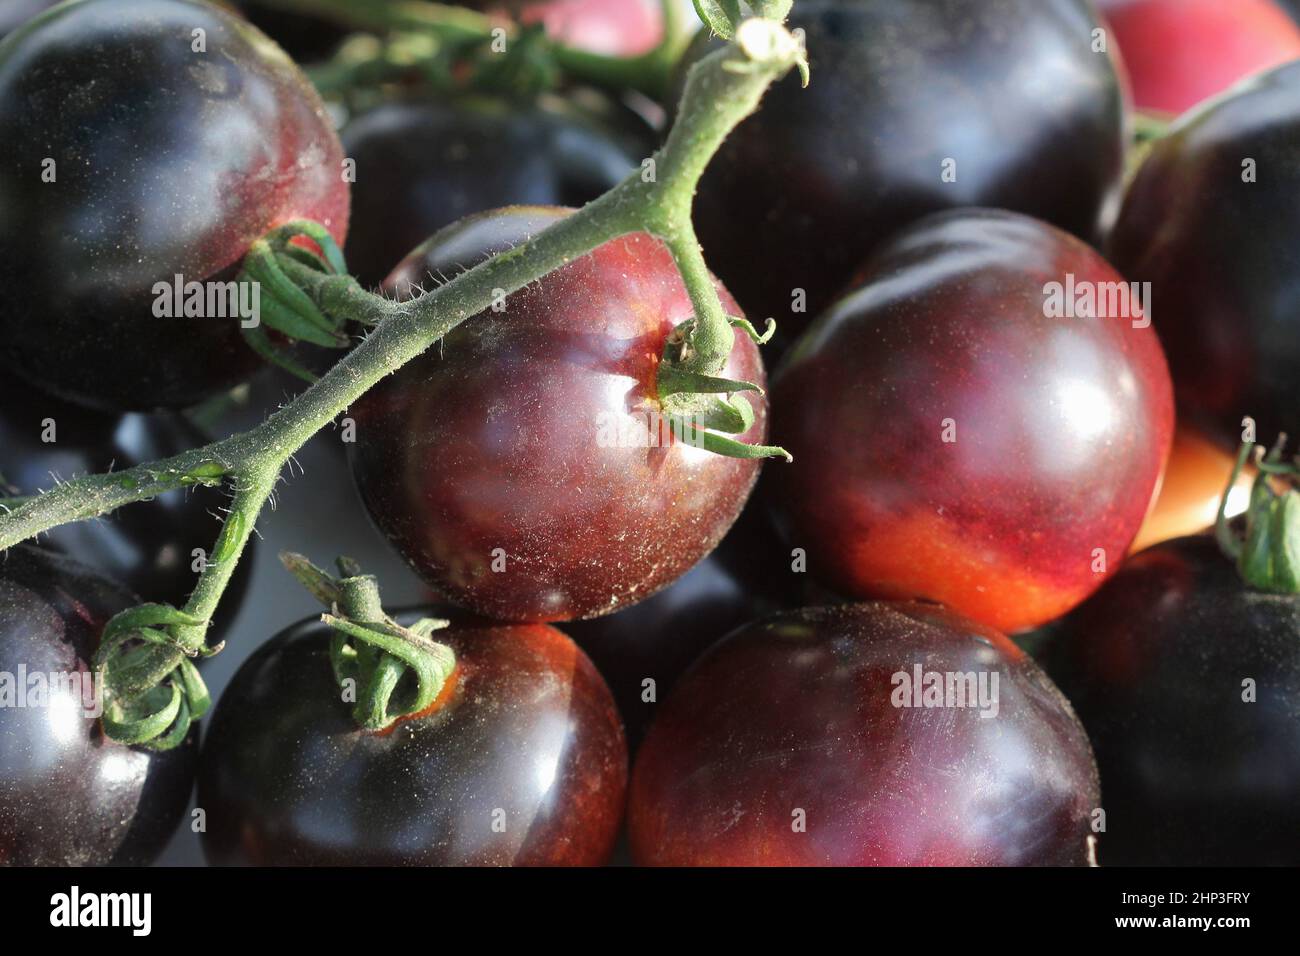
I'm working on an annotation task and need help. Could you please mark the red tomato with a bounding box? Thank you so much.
[1097,0,1300,115]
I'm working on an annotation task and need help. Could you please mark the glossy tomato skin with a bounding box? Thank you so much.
[348,206,767,622]
[198,610,627,865]
[0,0,55,41]
[341,94,650,288]
[0,546,197,866]
[0,0,348,412]
[1043,536,1300,865]
[565,501,802,748]
[0,382,252,630]
[1097,0,1300,116]
[628,602,1100,866]
[769,209,1174,634]
[683,0,1126,339]
[1109,61,1300,450]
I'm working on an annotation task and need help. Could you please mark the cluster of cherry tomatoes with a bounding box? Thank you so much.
[1,0,1298,868]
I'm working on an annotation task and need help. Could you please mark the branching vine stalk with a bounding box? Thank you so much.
[268,0,694,99]
[0,14,806,746]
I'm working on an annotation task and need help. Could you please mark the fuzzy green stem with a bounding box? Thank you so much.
[338,574,387,622]
[663,232,734,375]
[172,463,280,651]
[0,20,802,742]
[644,18,806,374]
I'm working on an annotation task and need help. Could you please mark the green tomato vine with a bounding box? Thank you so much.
[0,9,806,748]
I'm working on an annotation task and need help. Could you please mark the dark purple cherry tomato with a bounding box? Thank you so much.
[1043,536,1300,866]
[0,381,252,633]
[565,500,802,748]
[0,0,349,411]
[348,206,767,623]
[341,93,651,288]
[0,546,197,866]
[1108,61,1300,450]
[681,0,1127,340]
[769,209,1174,634]
[628,602,1100,866]
[198,609,627,865]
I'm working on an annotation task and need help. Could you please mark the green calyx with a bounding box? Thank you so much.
[1216,436,1300,594]
[656,317,792,462]
[696,3,809,85]
[235,220,360,383]
[280,553,457,732]
[93,603,216,750]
